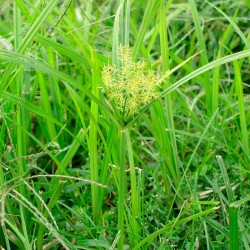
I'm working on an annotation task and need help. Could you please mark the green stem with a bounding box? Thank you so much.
[118,128,127,250]
[125,128,140,246]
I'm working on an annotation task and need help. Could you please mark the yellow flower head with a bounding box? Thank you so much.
[102,45,169,119]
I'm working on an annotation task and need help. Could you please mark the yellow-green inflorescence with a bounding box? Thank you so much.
[102,45,169,119]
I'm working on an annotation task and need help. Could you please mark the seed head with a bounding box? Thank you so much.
[102,45,169,120]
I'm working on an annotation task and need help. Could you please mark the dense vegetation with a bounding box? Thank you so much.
[0,0,249,249]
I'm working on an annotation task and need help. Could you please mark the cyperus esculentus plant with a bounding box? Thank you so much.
[102,45,169,122]
[101,45,170,248]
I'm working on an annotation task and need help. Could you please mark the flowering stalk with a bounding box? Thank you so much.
[117,128,126,250]
[102,45,169,249]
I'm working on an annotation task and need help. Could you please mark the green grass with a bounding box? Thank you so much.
[0,0,250,249]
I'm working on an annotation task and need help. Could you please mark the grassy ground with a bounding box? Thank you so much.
[0,0,250,249]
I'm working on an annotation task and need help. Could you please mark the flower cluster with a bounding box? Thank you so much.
[102,45,168,119]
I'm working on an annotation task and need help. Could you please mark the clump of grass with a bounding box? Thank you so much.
[0,0,249,249]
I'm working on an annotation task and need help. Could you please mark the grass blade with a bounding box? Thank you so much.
[216,155,234,203]
[132,0,159,59]
[89,49,100,223]
[188,0,211,112]
[229,206,239,250]
[233,60,249,158]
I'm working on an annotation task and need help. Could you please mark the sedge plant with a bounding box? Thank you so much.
[102,44,170,248]
[100,42,211,248]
